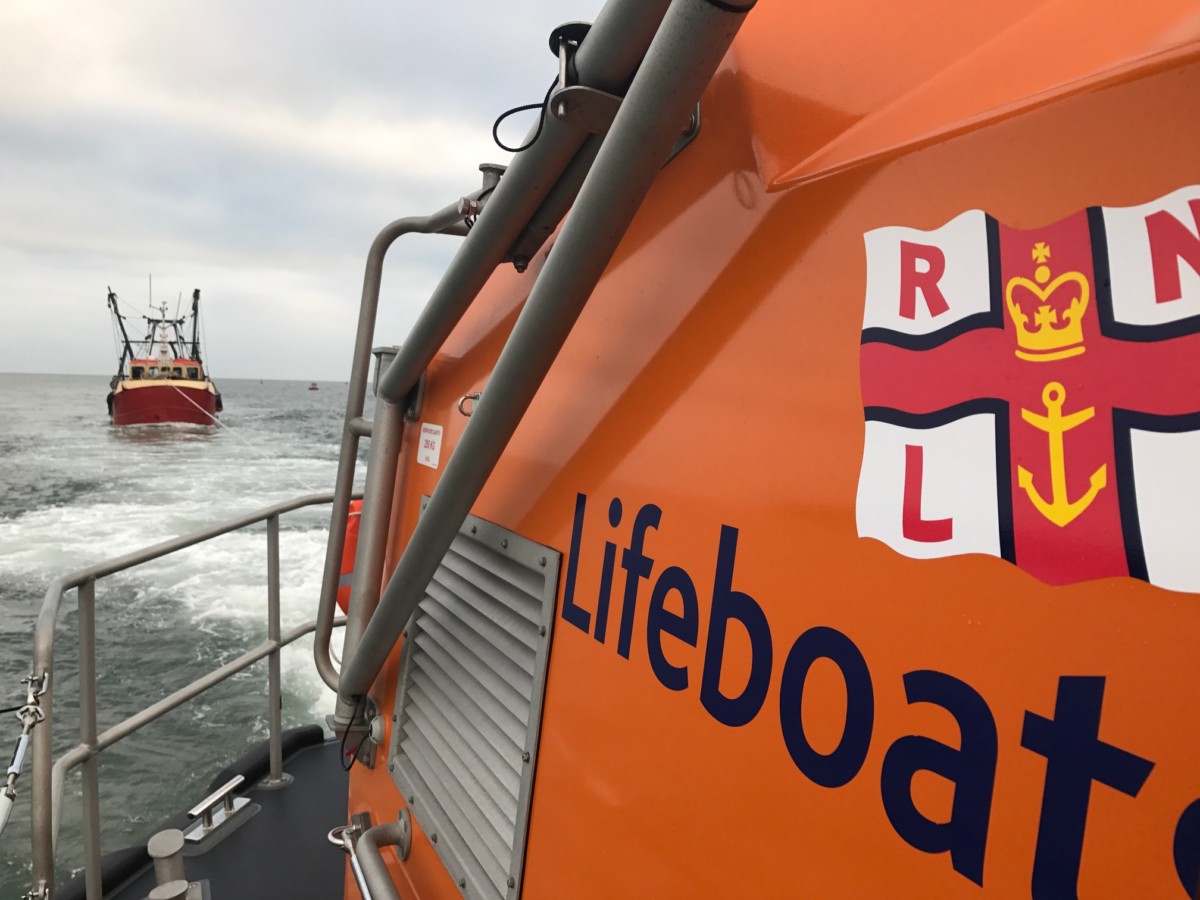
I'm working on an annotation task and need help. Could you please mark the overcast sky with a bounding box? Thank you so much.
[0,1,605,380]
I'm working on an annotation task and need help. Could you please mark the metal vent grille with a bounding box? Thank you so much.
[389,507,560,900]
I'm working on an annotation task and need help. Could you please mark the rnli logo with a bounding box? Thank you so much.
[857,186,1200,592]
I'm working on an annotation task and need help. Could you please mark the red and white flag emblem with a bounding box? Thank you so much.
[857,186,1200,593]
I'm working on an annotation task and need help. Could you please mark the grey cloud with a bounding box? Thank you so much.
[0,0,604,379]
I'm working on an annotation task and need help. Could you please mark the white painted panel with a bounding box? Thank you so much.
[863,209,991,334]
[1103,185,1200,326]
[857,413,1002,560]
[417,423,444,469]
[1129,427,1200,593]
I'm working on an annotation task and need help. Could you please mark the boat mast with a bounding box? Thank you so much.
[140,303,185,360]
[165,304,183,359]
[107,288,135,374]
[191,289,203,365]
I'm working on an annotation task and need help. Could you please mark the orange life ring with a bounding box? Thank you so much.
[336,500,363,613]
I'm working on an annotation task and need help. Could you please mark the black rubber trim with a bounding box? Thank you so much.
[702,0,757,11]
[206,724,325,792]
[861,311,1003,349]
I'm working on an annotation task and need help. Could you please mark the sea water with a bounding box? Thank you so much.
[0,373,365,895]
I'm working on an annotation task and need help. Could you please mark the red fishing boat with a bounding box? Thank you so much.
[106,288,223,425]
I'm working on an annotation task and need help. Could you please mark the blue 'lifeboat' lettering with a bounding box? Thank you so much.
[560,492,1177,894]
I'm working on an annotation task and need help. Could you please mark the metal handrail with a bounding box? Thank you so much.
[323,0,680,738]
[313,201,481,697]
[336,0,756,712]
[315,1,688,721]
[25,491,354,900]
[355,818,411,900]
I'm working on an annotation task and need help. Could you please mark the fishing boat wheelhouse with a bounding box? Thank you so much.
[106,288,223,425]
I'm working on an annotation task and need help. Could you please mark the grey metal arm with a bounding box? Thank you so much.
[327,0,677,729]
[337,0,756,709]
[373,0,675,409]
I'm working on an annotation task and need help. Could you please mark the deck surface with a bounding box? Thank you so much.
[108,739,349,900]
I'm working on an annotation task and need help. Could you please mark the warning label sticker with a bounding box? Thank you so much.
[417,423,443,469]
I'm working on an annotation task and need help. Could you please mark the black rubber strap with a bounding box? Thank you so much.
[702,0,757,11]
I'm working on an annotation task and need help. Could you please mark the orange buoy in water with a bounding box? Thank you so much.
[336,500,362,613]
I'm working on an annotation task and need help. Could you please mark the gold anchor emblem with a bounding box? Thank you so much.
[1017,382,1107,527]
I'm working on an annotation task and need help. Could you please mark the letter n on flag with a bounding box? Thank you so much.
[855,187,1200,594]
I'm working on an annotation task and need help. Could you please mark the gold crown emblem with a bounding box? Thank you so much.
[1005,242,1090,362]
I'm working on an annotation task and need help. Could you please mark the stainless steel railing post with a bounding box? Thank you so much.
[31,581,60,896]
[314,206,475,694]
[26,492,347,895]
[78,578,102,900]
[266,515,284,785]
[335,395,404,715]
